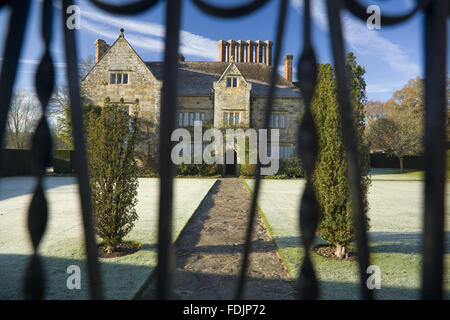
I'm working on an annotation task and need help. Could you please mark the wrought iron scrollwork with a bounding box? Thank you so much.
[88,0,160,15]
[61,0,103,299]
[0,0,446,301]
[326,0,373,300]
[0,0,30,174]
[24,0,54,299]
[296,0,319,300]
[156,0,183,300]
[235,0,288,300]
[421,0,447,300]
[191,0,269,18]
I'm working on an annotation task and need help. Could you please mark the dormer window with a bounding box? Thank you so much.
[226,77,238,88]
[110,72,129,84]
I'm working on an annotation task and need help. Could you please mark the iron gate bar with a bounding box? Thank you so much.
[156,0,182,300]
[25,0,54,299]
[0,0,12,9]
[234,0,289,300]
[0,0,447,301]
[88,0,159,15]
[326,0,373,300]
[422,0,447,300]
[0,0,30,175]
[62,0,103,299]
[296,0,320,300]
[192,0,269,18]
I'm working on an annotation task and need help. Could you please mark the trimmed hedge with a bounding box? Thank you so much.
[239,156,305,178]
[53,149,75,174]
[279,157,305,178]
[370,153,423,170]
[0,148,75,177]
[0,149,33,177]
[176,162,222,177]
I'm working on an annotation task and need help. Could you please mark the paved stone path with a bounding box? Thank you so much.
[137,178,295,299]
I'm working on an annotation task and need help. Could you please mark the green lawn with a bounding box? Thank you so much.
[0,177,216,299]
[245,177,450,299]
[369,168,424,180]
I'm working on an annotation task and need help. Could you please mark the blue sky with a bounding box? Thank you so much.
[0,0,449,102]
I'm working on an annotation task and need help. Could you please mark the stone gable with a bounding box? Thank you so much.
[213,63,252,128]
[82,35,161,118]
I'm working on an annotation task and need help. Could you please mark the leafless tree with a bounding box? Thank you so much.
[6,90,41,149]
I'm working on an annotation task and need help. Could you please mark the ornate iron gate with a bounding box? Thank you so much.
[0,0,447,300]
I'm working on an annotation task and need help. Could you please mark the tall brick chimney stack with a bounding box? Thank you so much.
[236,40,245,62]
[217,39,274,65]
[264,40,273,66]
[246,40,254,63]
[217,40,227,62]
[228,40,237,62]
[283,54,293,83]
[94,39,109,63]
[255,40,263,63]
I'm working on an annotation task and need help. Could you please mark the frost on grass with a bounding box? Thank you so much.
[0,177,216,299]
[246,178,450,299]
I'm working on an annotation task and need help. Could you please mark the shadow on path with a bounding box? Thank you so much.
[136,178,295,300]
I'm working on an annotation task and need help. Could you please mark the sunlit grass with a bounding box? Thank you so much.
[0,177,216,299]
[245,178,450,299]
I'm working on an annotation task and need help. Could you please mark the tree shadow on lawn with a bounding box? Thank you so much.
[267,237,450,299]
[369,231,450,254]
[0,253,158,299]
[271,232,450,255]
[136,179,297,300]
[1,254,447,300]
[0,176,77,201]
[319,280,421,300]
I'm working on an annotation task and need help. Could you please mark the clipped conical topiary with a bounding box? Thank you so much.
[311,53,370,259]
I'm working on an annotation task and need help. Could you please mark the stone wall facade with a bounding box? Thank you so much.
[213,64,252,128]
[82,34,162,123]
[82,33,303,169]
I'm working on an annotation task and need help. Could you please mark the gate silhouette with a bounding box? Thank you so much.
[0,0,447,300]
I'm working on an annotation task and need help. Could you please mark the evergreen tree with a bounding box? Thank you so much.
[53,85,100,149]
[311,53,370,259]
[87,98,140,253]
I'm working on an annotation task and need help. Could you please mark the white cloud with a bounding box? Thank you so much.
[0,58,66,68]
[366,82,404,94]
[80,7,217,60]
[278,64,298,80]
[289,0,420,75]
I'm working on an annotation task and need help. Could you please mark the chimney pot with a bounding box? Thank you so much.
[236,40,245,63]
[94,39,110,63]
[217,40,227,62]
[255,40,263,63]
[228,40,237,63]
[283,54,293,83]
[246,40,254,63]
[264,40,273,66]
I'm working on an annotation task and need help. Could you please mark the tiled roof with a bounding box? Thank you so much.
[145,61,301,98]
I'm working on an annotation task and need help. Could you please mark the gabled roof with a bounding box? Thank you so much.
[83,31,300,98]
[217,61,245,83]
[145,61,301,98]
[82,33,157,82]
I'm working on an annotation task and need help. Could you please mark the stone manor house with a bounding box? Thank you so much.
[81,29,302,170]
